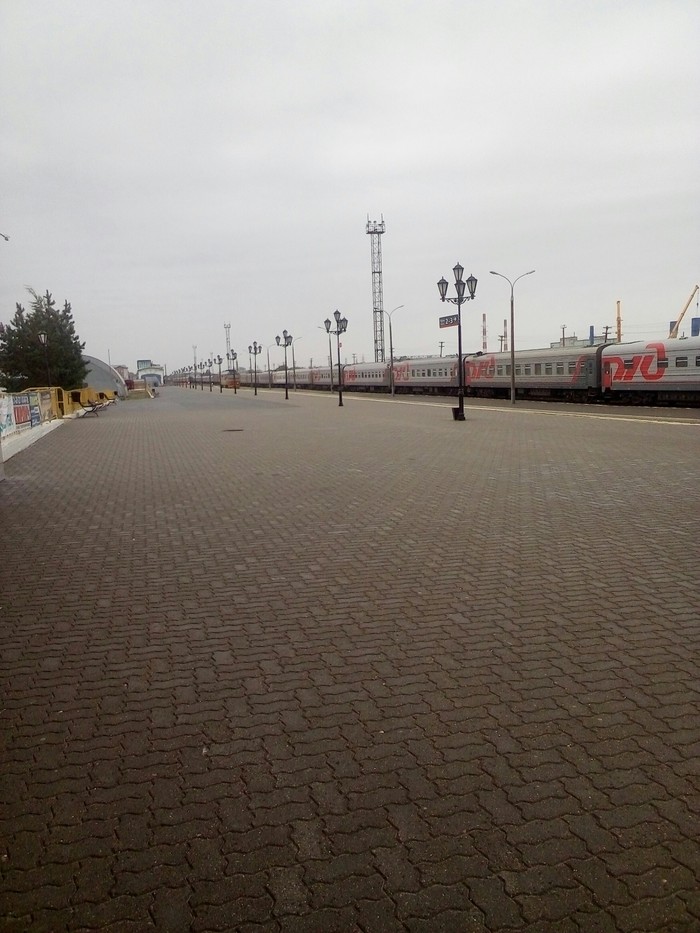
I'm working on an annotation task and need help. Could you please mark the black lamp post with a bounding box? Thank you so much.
[490,270,535,405]
[38,332,51,388]
[227,350,238,394]
[214,354,223,393]
[437,263,477,421]
[207,359,213,392]
[324,310,348,407]
[248,342,262,396]
[275,330,293,400]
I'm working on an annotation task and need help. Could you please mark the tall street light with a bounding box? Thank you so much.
[276,330,293,400]
[317,325,334,392]
[490,270,535,405]
[324,310,348,408]
[198,361,205,390]
[38,332,51,388]
[207,358,214,392]
[214,354,223,393]
[193,345,198,390]
[437,264,477,421]
[248,342,262,396]
[383,305,404,396]
[291,336,303,390]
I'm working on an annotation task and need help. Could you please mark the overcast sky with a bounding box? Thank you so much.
[1,0,698,373]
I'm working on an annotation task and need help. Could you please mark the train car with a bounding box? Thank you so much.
[602,337,700,404]
[343,362,390,392]
[395,357,458,394]
[464,345,605,402]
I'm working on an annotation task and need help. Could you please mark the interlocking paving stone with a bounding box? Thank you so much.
[1,388,699,931]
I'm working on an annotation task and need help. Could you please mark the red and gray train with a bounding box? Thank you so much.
[237,337,700,406]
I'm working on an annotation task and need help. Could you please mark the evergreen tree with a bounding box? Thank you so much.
[0,289,88,391]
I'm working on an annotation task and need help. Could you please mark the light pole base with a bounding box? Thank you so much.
[452,407,466,421]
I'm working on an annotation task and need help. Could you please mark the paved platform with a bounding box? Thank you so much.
[1,387,699,933]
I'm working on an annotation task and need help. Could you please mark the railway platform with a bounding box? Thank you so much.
[1,387,699,932]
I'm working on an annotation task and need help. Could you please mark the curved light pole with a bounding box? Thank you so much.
[383,305,404,396]
[490,270,535,405]
[214,354,223,393]
[317,325,334,392]
[324,310,348,408]
[207,358,214,392]
[291,336,303,390]
[437,264,477,421]
[275,330,293,400]
[248,342,262,396]
[198,361,205,390]
[192,345,198,390]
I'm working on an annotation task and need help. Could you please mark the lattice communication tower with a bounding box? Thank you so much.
[366,216,386,362]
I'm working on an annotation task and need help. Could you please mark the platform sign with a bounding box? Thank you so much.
[439,314,458,328]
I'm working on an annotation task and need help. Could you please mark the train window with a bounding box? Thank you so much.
[695,356,700,367]
[675,357,688,368]
[515,365,521,375]
[657,359,668,368]
[534,363,542,375]
[556,362,564,375]
[545,362,553,375]
[497,365,504,376]
[505,365,511,376]
[623,359,634,370]
[524,365,531,375]
[567,361,576,374]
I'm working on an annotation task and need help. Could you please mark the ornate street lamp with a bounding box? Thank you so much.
[38,332,51,388]
[275,330,293,400]
[214,354,223,393]
[207,359,214,392]
[490,270,535,405]
[198,361,205,390]
[437,263,477,421]
[227,350,238,394]
[324,310,348,408]
[248,342,262,396]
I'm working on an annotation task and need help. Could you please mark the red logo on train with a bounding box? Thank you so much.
[465,356,496,381]
[604,342,668,383]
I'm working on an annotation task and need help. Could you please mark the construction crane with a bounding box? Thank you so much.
[669,285,699,338]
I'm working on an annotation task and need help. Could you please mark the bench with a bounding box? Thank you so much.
[79,400,108,416]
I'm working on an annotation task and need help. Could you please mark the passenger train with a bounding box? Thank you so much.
[238,337,700,406]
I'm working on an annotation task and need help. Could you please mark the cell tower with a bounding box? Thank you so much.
[366,216,386,362]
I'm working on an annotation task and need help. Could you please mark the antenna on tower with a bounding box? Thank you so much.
[366,215,386,362]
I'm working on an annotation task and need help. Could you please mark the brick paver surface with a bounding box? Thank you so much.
[1,387,699,933]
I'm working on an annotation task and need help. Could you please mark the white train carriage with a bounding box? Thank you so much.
[465,345,604,401]
[395,356,458,393]
[601,338,700,404]
[343,362,390,391]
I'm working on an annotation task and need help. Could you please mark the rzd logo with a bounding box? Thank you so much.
[605,342,668,383]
